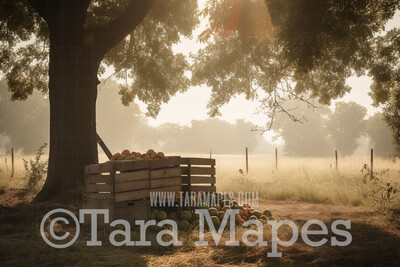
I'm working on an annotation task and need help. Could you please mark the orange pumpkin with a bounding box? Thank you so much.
[150,152,157,159]
[122,149,130,156]
[242,209,248,217]
[222,206,231,212]
[216,204,222,211]
[157,152,165,158]
[144,155,151,160]
[111,153,121,160]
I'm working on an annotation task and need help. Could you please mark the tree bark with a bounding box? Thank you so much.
[33,0,155,202]
[35,23,100,202]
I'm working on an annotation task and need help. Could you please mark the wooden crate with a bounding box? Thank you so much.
[180,157,216,193]
[82,198,150,223]
[83,156,182,221]
[83,156,217,221]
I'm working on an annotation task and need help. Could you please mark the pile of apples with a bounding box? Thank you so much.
[150,192,275,232]
[111,149,165,161]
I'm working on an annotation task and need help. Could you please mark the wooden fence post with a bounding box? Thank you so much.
[275,147,278,170]
[370,148,374,178]
[335,149,338,170]
[11,148,14,178]
[245,147,249,174]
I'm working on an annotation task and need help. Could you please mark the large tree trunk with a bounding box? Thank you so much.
[35,24,101,202]
[31,0,155,202]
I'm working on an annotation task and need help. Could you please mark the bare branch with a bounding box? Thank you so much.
[98,71,122,88]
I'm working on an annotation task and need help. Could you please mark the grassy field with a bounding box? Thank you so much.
[158,153,400,209]
[213,154,400,207]
[1,153,399,207]
[1,153,399,266]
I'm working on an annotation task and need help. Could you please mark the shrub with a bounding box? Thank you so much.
[23,143,48,192]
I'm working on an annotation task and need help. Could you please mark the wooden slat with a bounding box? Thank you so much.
[85,174,112,184]
[85,162,112,174]
[115,180,149,193]
[115,189,149,202]
[114,199,149,221]
[149,156,180,169]
[83,199,113,224]
[117,185,182,202]
[181,176,216,184]
[86,193,113,200]
[83,199,113,209]
[150,185,182,193]
[112,159,150,172]
[86,156,215,203]
[182,185,216,192]
[86,183,113,193]
[180,157,215,166]
[181,167,215,175]
[150,167,180,179]
[151,177,181,189]
[114,170,149,184]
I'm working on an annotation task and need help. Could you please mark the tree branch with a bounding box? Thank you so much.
[27,0,51,22]
[94,0,156,57]
[27,0,91,30]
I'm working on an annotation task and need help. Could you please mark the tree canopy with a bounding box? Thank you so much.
[2,0,399,137]
[327,102,367,156]
[0,0,199,117]
[193,0,400,154]
[271,100,333,157]
[366,112,396,157]
[0,0,204,200]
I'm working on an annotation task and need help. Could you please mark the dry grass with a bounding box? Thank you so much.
[212,154,400,207]
[3,198,397,266]
[1,153,400,266]
[0,153,31,190]
[1,153,399,208]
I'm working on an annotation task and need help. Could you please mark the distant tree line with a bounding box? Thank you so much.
[0,80,272,155]
[0,80,49,154]
[273,100,394,157]
[0,80,394,157]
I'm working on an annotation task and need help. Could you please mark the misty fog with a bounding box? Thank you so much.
[0,79,394,157]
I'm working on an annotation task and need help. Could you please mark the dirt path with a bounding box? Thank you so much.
[1,192,399,266]
[149,199,400,266]
[258,199,379,224]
